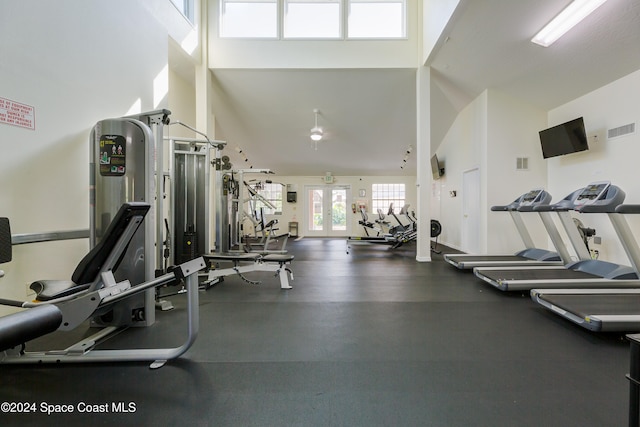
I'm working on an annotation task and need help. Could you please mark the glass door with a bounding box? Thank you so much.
[305,185,350,236]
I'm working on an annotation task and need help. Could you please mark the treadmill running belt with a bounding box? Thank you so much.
[479,268,597,281]
[541,294,640,318]
[447,255,530,262]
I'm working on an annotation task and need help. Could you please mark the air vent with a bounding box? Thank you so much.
[516,157,529,170]
[607,123,635,140]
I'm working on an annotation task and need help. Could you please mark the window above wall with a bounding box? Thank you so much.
[171,0,196,24]
[348,0,405,38]
[284,0,342,39]
[219,0,406,39]
[220,0,278,38]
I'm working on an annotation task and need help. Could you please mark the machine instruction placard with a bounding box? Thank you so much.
[99,135,126,176]
[0,97,35,130]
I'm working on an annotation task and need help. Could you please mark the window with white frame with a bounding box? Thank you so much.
[219,0,405,39]
[256,183,283,215]
[220,0,278,38]
[347,0,406,38]
[171,0,195,23]
[371,183,405,216]
[284,0,342,38]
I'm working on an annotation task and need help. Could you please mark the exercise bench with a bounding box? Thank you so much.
[202,252,294,290]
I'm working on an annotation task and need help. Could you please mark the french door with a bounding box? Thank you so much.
[305,185,351,236]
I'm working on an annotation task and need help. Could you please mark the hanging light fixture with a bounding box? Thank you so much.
[310,109,323,143]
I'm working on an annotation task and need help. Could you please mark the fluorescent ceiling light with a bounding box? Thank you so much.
[531,0,608,47]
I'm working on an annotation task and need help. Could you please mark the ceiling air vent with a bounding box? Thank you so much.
[607,123,636,140]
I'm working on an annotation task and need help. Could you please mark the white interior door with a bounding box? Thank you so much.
[462,168,481,253]
[305,185,350,236]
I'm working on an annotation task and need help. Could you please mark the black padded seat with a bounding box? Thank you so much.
[29,280,90,301]
[203,253,262,262]
[0,217,11,264]
[29,203,150,301]
[0,304,62,351]
[261,254,294,262]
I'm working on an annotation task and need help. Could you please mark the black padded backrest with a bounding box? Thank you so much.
[0,217,11,264]
[71,203,150,285]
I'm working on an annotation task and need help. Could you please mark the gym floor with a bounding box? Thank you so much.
[0,238,631,426]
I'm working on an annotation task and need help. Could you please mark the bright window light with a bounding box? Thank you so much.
[171,0,195,23]
[348,0,405,38]
[153,64,169,109]
[371,183,405,215]
[284,0,341,39]
[220,0,277,38]
[180,27,199,55]
[125,98,142,116]
[531,0,609,47]
[256,183,283,215]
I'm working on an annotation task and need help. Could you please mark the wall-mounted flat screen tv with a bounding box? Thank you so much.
[539,117,589,159]
[431,154,444,180]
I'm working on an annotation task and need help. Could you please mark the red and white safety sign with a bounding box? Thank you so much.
[0,97,35,130]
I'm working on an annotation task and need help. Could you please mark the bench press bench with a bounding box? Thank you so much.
[202,252,294,290]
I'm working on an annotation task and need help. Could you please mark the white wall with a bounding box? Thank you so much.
[0,0,190,314]
[485,90,548,254]
[422,0,460,64]
[547,69,640,265]
[168,68,198,136]
[433,89,548,254]
[431,93,482,251]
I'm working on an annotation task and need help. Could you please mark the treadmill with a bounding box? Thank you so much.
[444,189,568,270]
[474,182,640,292]
[531,203,640,332]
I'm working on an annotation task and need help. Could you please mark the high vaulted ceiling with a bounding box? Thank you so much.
[172,0,640,177]
[210,68,418,176]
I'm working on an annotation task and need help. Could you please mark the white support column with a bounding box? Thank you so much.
[195,0,214,137]
[194,0,218,253]
[416,66,432,262]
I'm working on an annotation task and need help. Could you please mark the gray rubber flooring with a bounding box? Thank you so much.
[0,238,632,426]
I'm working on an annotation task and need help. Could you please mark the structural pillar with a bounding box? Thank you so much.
[416,66,432,262]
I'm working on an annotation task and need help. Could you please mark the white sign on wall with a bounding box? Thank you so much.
[0,97,35,130]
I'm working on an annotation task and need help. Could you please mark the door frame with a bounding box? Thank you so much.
[461,167,481,254]
[304,185,351,237]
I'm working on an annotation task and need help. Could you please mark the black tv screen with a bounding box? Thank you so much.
[539,117,588,159]
[431,154,443,180]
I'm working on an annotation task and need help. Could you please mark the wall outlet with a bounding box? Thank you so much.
[593,236,602,245]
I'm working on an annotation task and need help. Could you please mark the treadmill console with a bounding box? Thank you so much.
[519,189,544,206]
[574,181,610,207]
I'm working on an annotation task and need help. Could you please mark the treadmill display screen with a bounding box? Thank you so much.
[575,182,610,205]
[520,189,543,205]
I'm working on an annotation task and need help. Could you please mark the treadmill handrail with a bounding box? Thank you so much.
[532,188,585,212]
[616,205,640,214]
[491,205,514,212]
[518,205,543,212]
[533,205,571,212]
